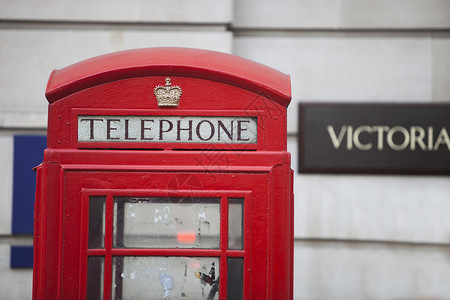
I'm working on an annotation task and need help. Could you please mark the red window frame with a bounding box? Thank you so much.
[80,189,251,300]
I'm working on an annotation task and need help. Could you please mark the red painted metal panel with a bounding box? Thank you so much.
[47,76,288,151]
[38,154,292,299]
[32,164,43,299]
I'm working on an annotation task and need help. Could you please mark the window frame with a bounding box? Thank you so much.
[81,188,251,300]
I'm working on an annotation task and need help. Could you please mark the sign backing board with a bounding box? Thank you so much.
[298,103,450,175]
[78,115,257,144]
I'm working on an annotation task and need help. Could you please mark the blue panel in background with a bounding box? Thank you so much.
[12,135,46,234]
[10,246,34,268]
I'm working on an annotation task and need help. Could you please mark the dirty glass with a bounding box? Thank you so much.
[227,257,243,300]
[86,256,104,300]
[88,196,106,249]
[228,198,244,250]
[113,197,220,248]
[112,256,219,300]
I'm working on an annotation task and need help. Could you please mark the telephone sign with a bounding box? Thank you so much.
[77,115,257,144]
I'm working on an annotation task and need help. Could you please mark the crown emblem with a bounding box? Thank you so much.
[154,77,182,107]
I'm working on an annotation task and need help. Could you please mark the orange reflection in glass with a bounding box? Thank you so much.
[177,231,196,244]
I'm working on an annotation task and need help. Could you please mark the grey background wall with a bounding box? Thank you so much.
[0,1,449,299]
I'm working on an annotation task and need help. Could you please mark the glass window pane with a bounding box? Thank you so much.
[228,198,244,250]
[227,258,243,300]
[112,256,219,300]
[86,256,104,300]
[88,196,106,249]
[113,197,220,248]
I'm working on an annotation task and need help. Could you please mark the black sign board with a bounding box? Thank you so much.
[298,103,450,175]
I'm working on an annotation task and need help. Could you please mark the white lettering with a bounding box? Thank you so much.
[326,124,449,152]
[373,126,389,150]
[353,126,373,150]
[433,127,450,150]
[410,126,426,151]
[428,127,434,151]
[346,126,353,150]
[326,125,347,150]
[387,126,410,151]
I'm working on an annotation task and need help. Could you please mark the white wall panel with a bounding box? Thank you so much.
[0,136,13,234]
[235,0,340,29]
[294,241,450,299]
[0,0,232,23]
[0,1,448,299]
[0,246,32,299]
[339,0,450,29]
[235,0,450,29]
[293,172,450,243]
[289,136,450,244]
[432,36,450,101]
[287,136,298,175]
[235,35,441,133]
[0,28,232,128]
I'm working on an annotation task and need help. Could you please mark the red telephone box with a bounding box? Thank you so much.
[34,48,293,299]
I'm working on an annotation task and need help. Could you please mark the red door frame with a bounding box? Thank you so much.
[54,155,286,299]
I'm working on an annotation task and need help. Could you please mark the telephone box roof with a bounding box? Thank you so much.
[45,47,291,107]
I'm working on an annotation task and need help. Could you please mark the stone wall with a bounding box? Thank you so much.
[0,1,449,298]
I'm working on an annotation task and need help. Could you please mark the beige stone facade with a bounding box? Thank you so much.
[0,1,449,298]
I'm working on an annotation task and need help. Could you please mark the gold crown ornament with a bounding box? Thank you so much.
[154,77,182,107]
